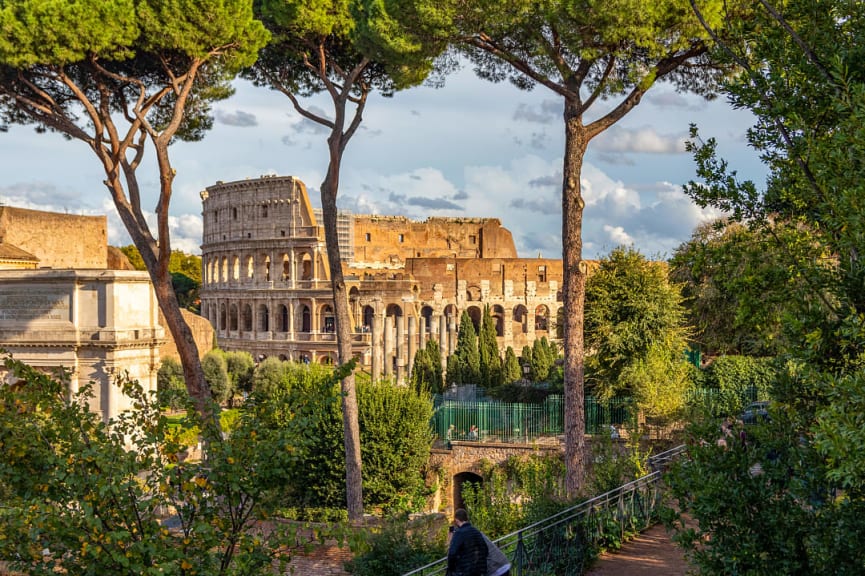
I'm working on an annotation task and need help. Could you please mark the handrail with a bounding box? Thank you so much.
[402,444,686,576]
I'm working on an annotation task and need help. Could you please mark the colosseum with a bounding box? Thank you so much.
[199,175,564,383]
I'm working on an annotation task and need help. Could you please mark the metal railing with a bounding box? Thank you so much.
[403,446,685,576]
[432,395,632,445]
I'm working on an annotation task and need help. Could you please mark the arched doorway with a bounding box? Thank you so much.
[453,471,483,512]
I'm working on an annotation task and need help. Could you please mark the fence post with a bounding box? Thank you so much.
[515,530,524,576]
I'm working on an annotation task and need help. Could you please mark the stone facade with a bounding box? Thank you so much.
[200,175,566,383]
[0,206,175,422]
[0,269,163,421]
[0,206,107,269]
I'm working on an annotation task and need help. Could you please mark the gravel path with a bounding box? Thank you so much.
[584,523,691,576]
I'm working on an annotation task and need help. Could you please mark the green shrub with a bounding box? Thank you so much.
[346,515,447,576]
[699,355,775,416]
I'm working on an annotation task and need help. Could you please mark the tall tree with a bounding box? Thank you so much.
[665,2,865,571]
[386,0,734,492]
[451,311,480,385]
[502,346,521,384]
[669,219,812,357]
[245,0,441,521]
[585,247,691,420]
[478,305,501,388]
[0,0,268,427]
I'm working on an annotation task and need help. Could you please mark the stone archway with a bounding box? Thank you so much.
[453,471,483,512]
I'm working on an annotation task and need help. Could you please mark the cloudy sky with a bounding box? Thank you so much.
[0,63,766,260]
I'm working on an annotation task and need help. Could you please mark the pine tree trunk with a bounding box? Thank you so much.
[562,99,589,496]
[321,147,364,522]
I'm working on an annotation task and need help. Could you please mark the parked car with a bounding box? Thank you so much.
[741,400,770,424]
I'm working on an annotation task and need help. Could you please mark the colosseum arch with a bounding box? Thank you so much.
[261,254,271,282]
[319,304,335,333]
[319,354,335,365]
[421,305,434,332]
[535,304,549,332]
[386,303,403,317]
[298,304,311,333]
[466,305,482,331]
[280,253,291,281]
[277,304,289,333]
[221,257,228,284]
[513,304,528,334]
[362,305,374,331]
[229,304,239,331]
[246,255,254,281]
[219,303,227,331]
[491,304,505,337]
[232,255,240,281]
[300,252,313,281]
[242,304,253,332]
[258,304,269,332]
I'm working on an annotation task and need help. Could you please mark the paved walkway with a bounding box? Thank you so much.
[584,523,690,576]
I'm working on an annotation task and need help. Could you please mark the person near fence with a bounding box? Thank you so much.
[447,508,487,576]
[481,532,511,576]
[468,425,479,440]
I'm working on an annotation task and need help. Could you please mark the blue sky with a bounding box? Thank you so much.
[0,63,765,260]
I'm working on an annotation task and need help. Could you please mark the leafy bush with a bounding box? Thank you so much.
[0,355,297,576]
[202,350,232,405]
[699,355,775,416]
[346,515,447,576]
[156,356,188,410]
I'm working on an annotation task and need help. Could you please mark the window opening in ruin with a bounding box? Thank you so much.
[535,305,549,331]
[537,265,547,283]
[247,233,251,239]
[262,205,268,218]
[282,256,290,281]
[281,230,286,237]
[469,235,477,245]
[279,305,289,332]
[259,304,269,332]
[365,232,371,242]
[398,234,404,243]
[301,306,311,332]
[232,207,237,219]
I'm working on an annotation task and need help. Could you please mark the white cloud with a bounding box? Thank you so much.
[593,125,688,154]
[603,225,635,246]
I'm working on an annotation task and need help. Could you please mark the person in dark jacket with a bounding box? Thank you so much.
[447,508,488,576]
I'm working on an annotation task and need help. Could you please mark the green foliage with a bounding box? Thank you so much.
[345,515,448,576]
[665,1,865,572]
[585,246,692,420]
[698,355,775,416]
[224,350,255,396]
[449,311,480,385]
[156,356,188,410]
[0,354,296,576]
[502,346,521,384]
[462,454,569,538]
[669,221,812,356]
[202,350,231,405]
[478,305,502,388]
[410,340,444,394]
[530,337,553,383]
[250,361,434,512]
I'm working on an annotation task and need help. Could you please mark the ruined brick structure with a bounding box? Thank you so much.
[199,175,564,382]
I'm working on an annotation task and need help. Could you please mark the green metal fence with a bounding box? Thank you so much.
[432,395,632,444]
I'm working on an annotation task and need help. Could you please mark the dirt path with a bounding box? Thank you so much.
[584,523,691,576]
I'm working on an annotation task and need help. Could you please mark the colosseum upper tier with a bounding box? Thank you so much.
[199,175,564,383]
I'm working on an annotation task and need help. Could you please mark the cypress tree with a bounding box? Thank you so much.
[454,311,480,384]
[425,339,444,394]
[479,305,502,388]
[503,346,522,384]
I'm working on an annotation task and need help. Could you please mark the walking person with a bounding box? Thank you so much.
[447,509,487,576]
